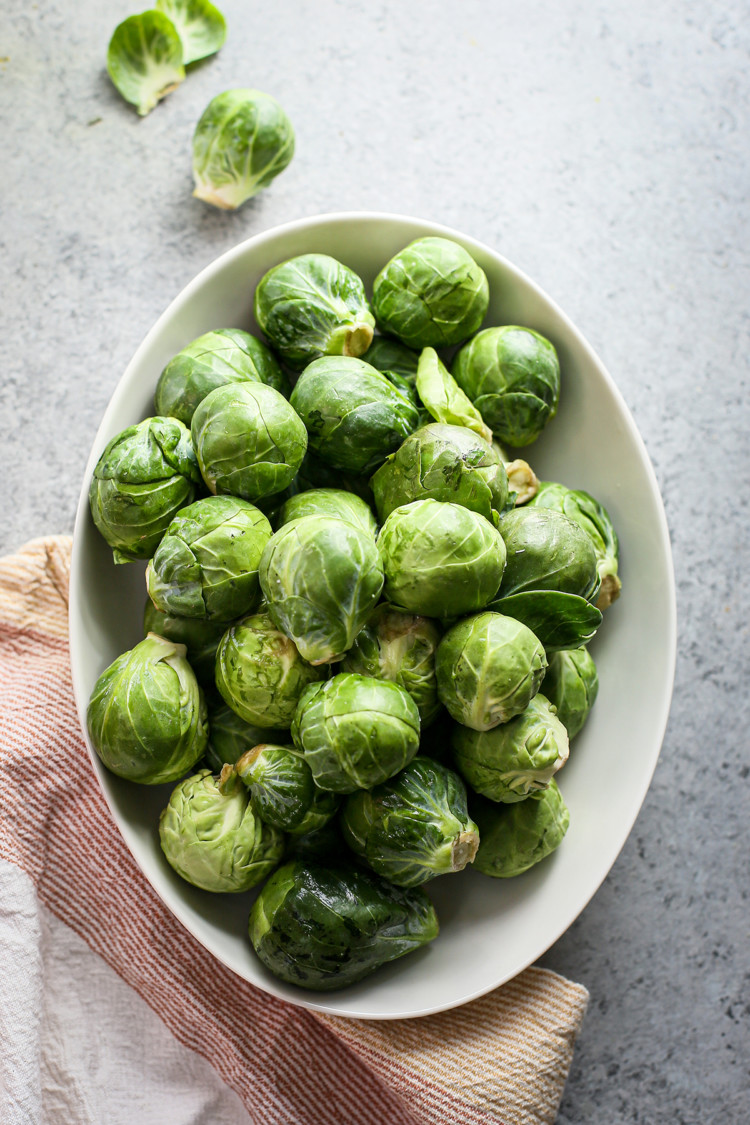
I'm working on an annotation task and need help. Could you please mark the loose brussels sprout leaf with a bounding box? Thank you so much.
[435,612,547,731]
[291,673,421,793]
[373,237,489,349]
[154,328,286,426]
[254,254,375,369]
[237,743,338,832]
[341,757,479,887]
[378,499,506,620]
[191,382,307,503]
[451,693,569,803]
[192,89,295,210]
[498,507,600,602]
[416,348,493,445]
[248,861,438,991]
[259,515,384,665]
[488,590,602,652]
[542,647,599,739]
[452,326,561,448]
[277,488,378,539]
[159,767,283,892]
[143,598,226,689]
[290,356,420,476]
[472,781,570,877]
[296,451,374,504]
[87,633,208,784]
[215,613,326,728]
[107,12,185,117]
[363,336,420,384]
[371,422,508,526]
[205,702,282,771]
[340,604,442,727]
[155,0,226,65]
[89,416,201,563]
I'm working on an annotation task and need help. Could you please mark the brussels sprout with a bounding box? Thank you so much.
[363,336,420,383]
[498,507,600,602]
[154,328,286,426]
[107,12,185,117]
[528,482,622,609]
[154,0,226,65]
[146,496,271,622]
[291,673,421,793]
[143,599,226,689]
[435,612,547,731]
[296,451,374,504]
[277,488,378,539]
[191,382,307,503]
[378,499,506,619]
[192,90,295,210]
[290,356,420,475]
[87,633,208,784]
[248,860,438,991]
[215,613,326,728]
[237,743,339,833]
[259,515,384,665]
[452,326,561,447]
[472,781,570,877]
[371,423,509,526]
[488,590,602,652]
[373,237,489,349]
[416,347,492,444]
[89,417,201,564]
[451,693,569,803]
[340,605,442,727]
[341,757,479,887]
[159,766,283,892]
[542,647,599,739]
[205,702,282,771]
[254,254,375,369]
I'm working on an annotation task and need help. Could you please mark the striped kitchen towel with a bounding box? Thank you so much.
[0,536,588,1125]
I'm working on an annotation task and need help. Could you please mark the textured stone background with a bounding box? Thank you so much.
[2,1,749,1120]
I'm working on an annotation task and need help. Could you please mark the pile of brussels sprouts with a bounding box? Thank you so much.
[86,236,621,992]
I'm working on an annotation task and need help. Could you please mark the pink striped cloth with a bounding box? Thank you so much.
[0,536,588,1125]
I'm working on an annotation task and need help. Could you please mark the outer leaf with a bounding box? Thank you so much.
[107,12,185,116]
[488,590,602,651]
[155,0,226,64]
[416,348,493,444]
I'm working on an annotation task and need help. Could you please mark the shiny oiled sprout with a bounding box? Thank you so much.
[373,237,489,349]
[254,254,375,369]
[341,757,479,887]
[471,781,570,877]
[191,382,307,503]
[277,488,378,539]
[192,90,295,210]
[236,743,339,833]
[542,647,599,739]
[259,515,384,665]
[378,499,506,619]
[363,336,420,384]
[154,0,226,65]
[143,598,226,689]
[205,702,283,771]
[215,613,326,728]
[435,612,547,731]
[498,507,600,602]
[451,693,569,803]
[87,633,207,784]
[159,766,284,892]
[416,347,493,444]
[291,673,421,793]
[107,12,185,117]
[487,589,602,652]
[89,417,201,564]
[248,861,439,991]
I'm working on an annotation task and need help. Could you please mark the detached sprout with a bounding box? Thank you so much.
[107,12,185,117]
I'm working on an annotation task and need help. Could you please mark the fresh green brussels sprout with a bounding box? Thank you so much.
[215,613,326,728]
[296,450,374,504]
[154,0,226,65]
[154,329,286,426]
[435,612,547,731]
[159,766,283,892]
[488,590,602,652]
[528,482,622,609]
[254,254,375,369]
[107,11,185,117]
[416,347,492,444]
[146,496,271,622]
[89,417,201,564]
[498,507,600,602]
[276,488,378,539]
[373,237,489,349]
[87,633,208,784]
[291,673,421,793]
[451,693,569,803]
[290,356,420,475]
[237,743,339,833]
[205,703,282,771]
[472,781,570,877]
[363,336,420,384]
[341,757,479,887]
[248,860,439,991]
[452,326,561,447]
[542,647,599,739]
[192,90,295,210]
[378,499,506,619]
[259,515,384,665]
[340,605,442,727]
[191,382,307,503]
[371,422,509,526]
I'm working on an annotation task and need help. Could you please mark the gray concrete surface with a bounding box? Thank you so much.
[2,1,749,1120]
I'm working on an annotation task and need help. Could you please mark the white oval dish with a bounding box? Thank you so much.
[70,212,676,1019]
